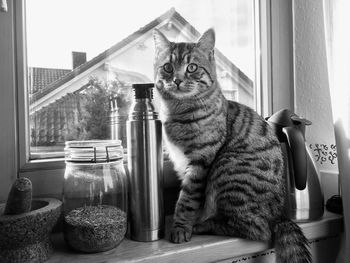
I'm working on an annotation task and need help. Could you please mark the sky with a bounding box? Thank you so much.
[26,0,255,78]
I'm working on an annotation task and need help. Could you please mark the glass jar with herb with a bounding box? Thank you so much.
[63,140,127,253]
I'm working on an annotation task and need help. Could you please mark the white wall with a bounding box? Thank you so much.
[0,1,17,202]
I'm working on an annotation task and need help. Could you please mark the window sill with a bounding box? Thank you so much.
[48,211,343,263]
[20,158,66,172]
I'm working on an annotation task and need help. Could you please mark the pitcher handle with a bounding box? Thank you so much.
[282,127,307,190]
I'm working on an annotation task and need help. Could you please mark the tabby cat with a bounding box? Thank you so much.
[153,28,311,263]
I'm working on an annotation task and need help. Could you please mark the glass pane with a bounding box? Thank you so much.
[26,0,257,159]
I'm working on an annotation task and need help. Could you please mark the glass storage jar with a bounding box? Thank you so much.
[62,140,127,253]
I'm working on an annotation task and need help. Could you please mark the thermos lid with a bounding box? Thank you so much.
[132,83,154,99]
[65,140,123,163]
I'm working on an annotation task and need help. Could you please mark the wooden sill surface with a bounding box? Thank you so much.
[47,211,343,263]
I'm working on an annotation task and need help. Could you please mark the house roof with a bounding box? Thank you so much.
[29,67,71,94]
[30,8,253,106]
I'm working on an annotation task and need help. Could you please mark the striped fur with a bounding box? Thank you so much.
[153,28,311,263]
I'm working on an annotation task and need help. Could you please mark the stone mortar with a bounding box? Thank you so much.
[0,198,62,263]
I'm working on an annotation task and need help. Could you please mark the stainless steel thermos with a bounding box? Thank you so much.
[126,83,164,241]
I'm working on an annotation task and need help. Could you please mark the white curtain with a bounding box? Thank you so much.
[324,0,350,261]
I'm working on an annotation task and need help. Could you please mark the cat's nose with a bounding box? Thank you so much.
[173,78,183,87]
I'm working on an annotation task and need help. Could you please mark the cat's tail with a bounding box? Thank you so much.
[273,218,312,263]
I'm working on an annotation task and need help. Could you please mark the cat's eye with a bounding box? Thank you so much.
[163,63,173,73]
[187,63,198,73]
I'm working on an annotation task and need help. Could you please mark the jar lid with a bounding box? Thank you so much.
[65,140,123,163]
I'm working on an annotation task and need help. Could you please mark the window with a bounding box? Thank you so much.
[23,0,259,161]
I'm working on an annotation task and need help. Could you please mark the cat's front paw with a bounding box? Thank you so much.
[193,221,211,234]
[170,225,192,243]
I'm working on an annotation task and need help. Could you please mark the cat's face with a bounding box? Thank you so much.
[153,29,217,99]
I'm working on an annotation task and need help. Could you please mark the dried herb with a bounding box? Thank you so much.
[64,205,126,253]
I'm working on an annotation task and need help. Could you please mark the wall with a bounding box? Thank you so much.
[293,0,338,200]
[0,1,17,202]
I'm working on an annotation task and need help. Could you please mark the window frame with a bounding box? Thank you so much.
[16,0,65,173]
[12,0,294,196]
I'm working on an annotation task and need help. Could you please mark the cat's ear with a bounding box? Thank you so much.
[154,28,170,55]
[197,28,215,53]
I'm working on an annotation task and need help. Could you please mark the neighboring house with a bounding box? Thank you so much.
[28,67,71,95]
[29,8,253,149]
